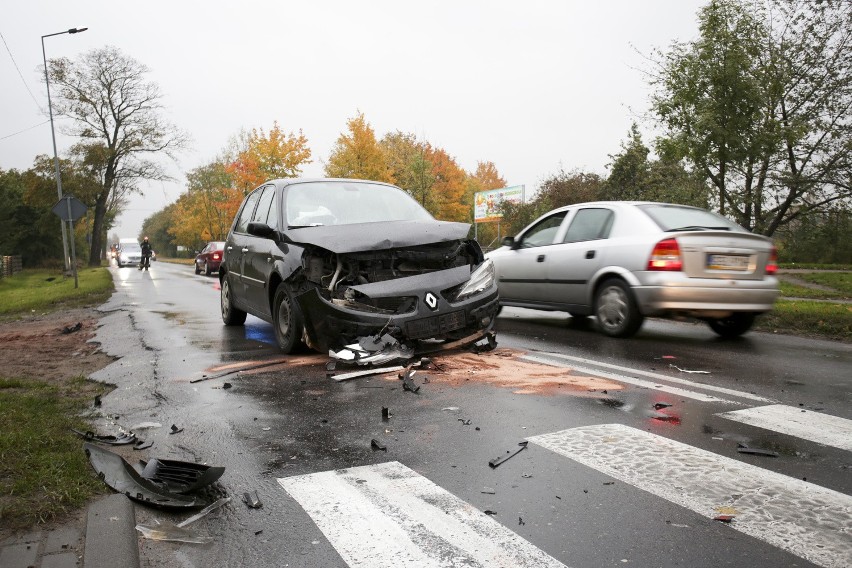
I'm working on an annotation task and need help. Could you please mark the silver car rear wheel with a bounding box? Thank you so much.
[594,278,644,338]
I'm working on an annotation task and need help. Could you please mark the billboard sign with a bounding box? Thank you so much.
[474,185,524,222]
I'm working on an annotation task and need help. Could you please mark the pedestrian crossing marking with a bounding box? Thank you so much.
[718,404,852,451]
[279,461,568,568]
[521,353,736,403]
[528,423,852,568]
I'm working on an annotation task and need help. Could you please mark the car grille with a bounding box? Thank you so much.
[405,310,467,339]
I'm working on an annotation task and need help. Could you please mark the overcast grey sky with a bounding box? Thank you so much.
[1,0,704,238]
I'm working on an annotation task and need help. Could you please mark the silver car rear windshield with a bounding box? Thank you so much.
[285,181,433,227]
[638,204,746,233]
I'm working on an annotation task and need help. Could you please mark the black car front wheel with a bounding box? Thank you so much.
[204,261,211,276]
[221,275,247,325]
[273,282,304,353]
[707,313,756,338]
[594,278,644,338]
[194,262,201,275]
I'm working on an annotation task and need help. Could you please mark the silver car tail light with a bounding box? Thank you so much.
[647,238,683,271]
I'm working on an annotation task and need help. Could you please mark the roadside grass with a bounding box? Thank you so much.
[779,262,852,271]
[755,300,852,342]
[778,280,845,300]
[795,272,852,297]
[158,257,195,266]
[0,375,107,529]
[0,268,113,317]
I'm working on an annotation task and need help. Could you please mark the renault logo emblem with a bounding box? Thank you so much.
[424,292,438,310]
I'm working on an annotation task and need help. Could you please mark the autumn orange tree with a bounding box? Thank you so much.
[227,122,312,193]
[324,112,392,182]
[165,122,312,248]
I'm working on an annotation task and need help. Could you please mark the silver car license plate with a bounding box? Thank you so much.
[707,254,749,271]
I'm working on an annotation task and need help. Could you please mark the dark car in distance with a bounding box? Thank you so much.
[195,241,225,275]
[220,178,499,353]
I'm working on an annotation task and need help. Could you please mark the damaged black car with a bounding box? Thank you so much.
[220,179,499,353]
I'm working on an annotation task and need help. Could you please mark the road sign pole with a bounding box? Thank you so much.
[64,197,79,288]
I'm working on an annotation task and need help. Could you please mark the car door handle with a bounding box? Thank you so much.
[227,246,233,251]
[537,255,546,262]
[585,250,596,259]
[241,247,249,253]
[266,257,272,263]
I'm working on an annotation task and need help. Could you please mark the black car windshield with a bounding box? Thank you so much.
[638,204,746,233]
[285,181,433,227]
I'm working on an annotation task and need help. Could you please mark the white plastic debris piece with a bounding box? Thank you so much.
[669,364,711,374]
[130,422,162,431]
[441,407,460,412]
[177,497,231,528]
[136,520,214,544]
[331,366,405,382]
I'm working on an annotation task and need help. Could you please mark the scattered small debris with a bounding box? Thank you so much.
[736,443,778,457]
[130,422,162,431]
[518,517,525,526]
[475,427,481,431]
[62,322,82,334]
[713,515,735,523]
[331,366,405,382]
[471,332,498,353]
[669,364,710,374]
[458,419,472,426]
[169,424,184,435]
[133,440,153,451]
[190,358,288,383]
[72,429,137,446]
[254,530,263,536]
[242,490,263,509]
[481,487,496,494]
[94,395,102,407]
[483,510,497,516]
[442,407,460,412]
[400,368,420,393]
[382,407,391,420]
[371,439,387,452]
[603,481,615,485]
[521,473,533,479]
[489,441,529,468]
[222,382,232,389]
[653,402,672,410]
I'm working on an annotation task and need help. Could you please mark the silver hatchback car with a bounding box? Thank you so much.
[487,201,779,338]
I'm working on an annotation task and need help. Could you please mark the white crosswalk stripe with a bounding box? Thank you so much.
[717,404,852,451]
[528,423,852,568]
[278,461,568,568]
[521,351,774,403]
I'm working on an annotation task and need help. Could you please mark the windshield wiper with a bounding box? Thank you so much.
[666,225,730,232]
[287,224,324,229]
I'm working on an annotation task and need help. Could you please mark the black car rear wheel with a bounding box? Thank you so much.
[273,282,304,353]
[204,261,211,276]
[194,262,201,275]
[707,313,755,338]
[221,275,247,325]
[594,278,644,338]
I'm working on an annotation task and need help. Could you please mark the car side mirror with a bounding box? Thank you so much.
[502,236,519,250]
[247,222,277,240]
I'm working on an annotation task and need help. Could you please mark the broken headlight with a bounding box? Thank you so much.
[455,259,495,301]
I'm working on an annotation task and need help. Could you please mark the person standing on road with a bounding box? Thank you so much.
[139,236,153,270]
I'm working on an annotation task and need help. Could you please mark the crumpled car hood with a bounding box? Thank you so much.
[283,220,471,253]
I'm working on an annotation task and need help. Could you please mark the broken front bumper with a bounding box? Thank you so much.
[297,273,500,351]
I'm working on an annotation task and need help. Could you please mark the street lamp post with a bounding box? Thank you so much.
[41,27,87,273]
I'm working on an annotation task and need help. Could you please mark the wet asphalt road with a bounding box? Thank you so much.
[93,261,851,568]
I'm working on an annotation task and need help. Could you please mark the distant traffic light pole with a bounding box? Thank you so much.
[42,27,88,273]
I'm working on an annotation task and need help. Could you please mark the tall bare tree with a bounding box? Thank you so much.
[650,0,852,236]
[47,46,189,265]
